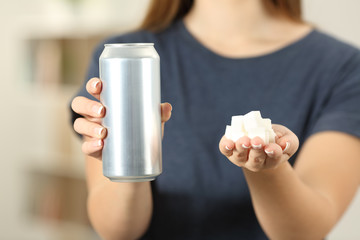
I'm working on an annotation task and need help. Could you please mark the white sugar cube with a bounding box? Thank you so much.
[225,125,233,139]
[232,124,245,134]
[225,111,276,144]
[225,125,245,142]
[243,111,263,131]
[262,118,272,129]
[265,130,270,145]
[231,131,245,142]
[248,128,266,142]
[269,129,276,142]
[231,115,244,127]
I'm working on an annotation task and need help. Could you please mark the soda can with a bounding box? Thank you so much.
[99,43,162,182]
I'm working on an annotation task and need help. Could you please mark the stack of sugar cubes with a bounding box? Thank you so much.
[225,111,276,145]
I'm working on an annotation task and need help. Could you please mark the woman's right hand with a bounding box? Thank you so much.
[72,78,106,160]
[71,77,172,161]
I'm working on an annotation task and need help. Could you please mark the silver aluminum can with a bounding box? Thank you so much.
[99,43,161,182]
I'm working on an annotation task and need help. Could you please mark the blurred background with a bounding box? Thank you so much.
[0,0,359,239]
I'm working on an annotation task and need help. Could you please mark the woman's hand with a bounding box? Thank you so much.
[219,124,299,172]
[71,77,172,160]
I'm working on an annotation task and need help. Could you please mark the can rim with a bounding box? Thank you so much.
[104,43,154,47]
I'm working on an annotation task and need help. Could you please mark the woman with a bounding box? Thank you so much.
[71,0,360,239]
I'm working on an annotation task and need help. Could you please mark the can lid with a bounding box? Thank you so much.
[104,43,154,48]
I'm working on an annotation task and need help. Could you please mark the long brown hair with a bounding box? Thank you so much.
[141,0,302,32]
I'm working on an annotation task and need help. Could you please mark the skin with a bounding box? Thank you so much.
[72,0,360,239]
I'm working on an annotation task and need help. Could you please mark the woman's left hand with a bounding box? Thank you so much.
[219,124,299,172]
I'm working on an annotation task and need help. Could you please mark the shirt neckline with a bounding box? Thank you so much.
[176,19,317,62]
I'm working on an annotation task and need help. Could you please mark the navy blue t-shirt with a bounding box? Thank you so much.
[72,20,360,239]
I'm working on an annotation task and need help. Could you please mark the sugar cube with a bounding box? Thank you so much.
[224,111,276,144]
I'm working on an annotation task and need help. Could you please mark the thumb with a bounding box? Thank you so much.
[272,124,299,157]
[161,102,172,123]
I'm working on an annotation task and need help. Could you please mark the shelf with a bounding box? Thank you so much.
[25,164,89,228]
[25,36,103,88]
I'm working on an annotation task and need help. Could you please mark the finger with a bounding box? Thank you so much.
[264,143,282,158]
[276,136,298,157]
[236,136,251,150]
[82,138,103,156]
[71,96,105,118]
[74,118,107,139]
[263,143,283,168]
[272,124,287,138]
[161,102,172,139]
[161,102,172,123]
[219,136,235,157]
[246,137,267,171]
[272,124,299,157]
[231,136,251,163]
[86,78,102,100]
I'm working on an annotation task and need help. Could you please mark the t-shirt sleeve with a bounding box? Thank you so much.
[310,51,360,139]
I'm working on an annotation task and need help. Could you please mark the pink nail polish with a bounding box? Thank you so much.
[92,80,100,89]
[252,144,262,149]
[225,145,233,151]
[93,139,102,147]
[98,106,104,115]
[283,142,290,153]
[265,149,274,155]
[92,105,102,115]
[96,127,104,137]
[242,144,251,149]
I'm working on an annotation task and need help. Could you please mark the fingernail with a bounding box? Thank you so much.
[283,142,290,153]
[242,144,251,149]
[95,127,105,137]
[98,106,104,115]
[265,149,274,155]
[225,145,233,151]
[92,80,100,89]
[252,144,262,149]
[93,139,102,147]
[92,105,104,115]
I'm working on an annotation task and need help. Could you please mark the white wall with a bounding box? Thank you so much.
[303,0,360,47]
